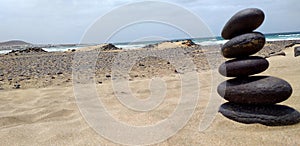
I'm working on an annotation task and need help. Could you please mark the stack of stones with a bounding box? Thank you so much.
[217,8,300,126]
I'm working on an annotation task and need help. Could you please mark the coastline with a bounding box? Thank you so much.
[0,39,297,90]
[1,31,300,53]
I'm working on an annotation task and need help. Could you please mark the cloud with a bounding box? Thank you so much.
[0,0,110,43]
[0,0,299,43]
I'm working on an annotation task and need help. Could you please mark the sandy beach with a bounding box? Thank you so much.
[1,40,300,145]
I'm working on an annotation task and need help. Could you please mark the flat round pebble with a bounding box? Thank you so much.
[219,56,269,77]
[217,76,293,104]
[219,102,300,126]
[221,8,265,39]
[221,32,266,58]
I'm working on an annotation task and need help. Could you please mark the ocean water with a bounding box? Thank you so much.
[194,32,300,46]
[1,31,300,54]
[265,32,300,41]
[114,31,300,49]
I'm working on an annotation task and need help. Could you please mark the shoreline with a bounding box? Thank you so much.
[1,38,300,54]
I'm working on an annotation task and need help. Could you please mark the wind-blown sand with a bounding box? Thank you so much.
[0,41,300,145]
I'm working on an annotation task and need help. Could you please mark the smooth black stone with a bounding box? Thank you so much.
[221,32,266,58]
[221,8,265,39]
[219,102,300,126]
[295,47,300,57]
[219,56,269,77]
[217,76,293,104]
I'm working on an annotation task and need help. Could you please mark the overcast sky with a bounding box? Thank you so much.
[0,0,299,44]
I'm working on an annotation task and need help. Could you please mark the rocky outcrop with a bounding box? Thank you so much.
[180,39,196,46]
[102,44,121,51]
[7,47,47,55]
[143,39,198,49]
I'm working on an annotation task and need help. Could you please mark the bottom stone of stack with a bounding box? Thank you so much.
[219,102,300,126]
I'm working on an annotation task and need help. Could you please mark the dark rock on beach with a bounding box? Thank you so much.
[7,47,47,55]
[219,56,269,77]
[102,44,121,51]
[221,32,266,58]
[217,76,293,104]
[285,42,300,48]
[219,102,300,126]
[221,8,265,39]
[181,39,196,46]
[266,51,286,58]
[256,40,300,58]
[295,46,300,57]
[13,82,21,89]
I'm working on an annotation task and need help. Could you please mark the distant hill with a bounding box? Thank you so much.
[0,40,31,47]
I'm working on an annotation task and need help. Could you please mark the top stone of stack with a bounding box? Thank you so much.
[221,8,265,39]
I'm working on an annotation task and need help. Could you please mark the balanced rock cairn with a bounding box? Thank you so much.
[217,8,300,126]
